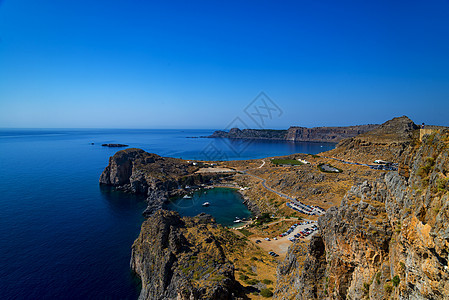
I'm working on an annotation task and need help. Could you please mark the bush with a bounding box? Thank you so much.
[245,278,259,285]
[262,279,273,285]
[384,283,393,293]
[436,178,448,192]
[363,282,370,292]
[392,275,400,287]
[376,272,381,284]
[238,228,253,237]
[254,213,273,226]
[239,274,249,281]
[260,288,274,297]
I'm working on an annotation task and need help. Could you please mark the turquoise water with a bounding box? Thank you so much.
[0,129,335,299]
[165,188,252,227]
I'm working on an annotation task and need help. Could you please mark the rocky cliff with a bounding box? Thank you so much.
[207,124,378,143]
[325,116,420,164]
[100,148,216,215]
[275,128,449,299]
[285,124,379,143]
[131,210,241,300]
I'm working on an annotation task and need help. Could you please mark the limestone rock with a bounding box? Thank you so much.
[131,210,239,300]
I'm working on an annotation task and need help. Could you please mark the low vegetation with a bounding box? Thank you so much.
[252,212,274,226]
[271,159,304,166]
[260,288,274,297]
[392,275,400,287]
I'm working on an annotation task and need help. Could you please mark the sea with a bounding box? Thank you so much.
[0,129,335,299]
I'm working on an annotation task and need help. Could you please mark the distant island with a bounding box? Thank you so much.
[102,143,129,147]
[206,124,380,143]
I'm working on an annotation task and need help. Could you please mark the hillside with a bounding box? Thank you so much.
[324,116,420,164]
[275,128,449,299]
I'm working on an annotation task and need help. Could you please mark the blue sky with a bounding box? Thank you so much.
[1,0,448,129]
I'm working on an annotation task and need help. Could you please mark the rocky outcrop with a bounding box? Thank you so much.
[207,124,379,143]
[275,128,449,299]
[275,236,326,299]
[325,116,420,163]
[131,210,240,300]
[100,148,218,215]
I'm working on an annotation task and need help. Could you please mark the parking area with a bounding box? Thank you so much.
[249,220,319,258]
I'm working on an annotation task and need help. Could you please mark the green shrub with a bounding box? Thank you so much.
[392,275,400,287]
[260,288,274,297]
[376,272,381,284]
[238,228,253,237]
[384,283,393,293]
[262,279,273,285]
[244,278,259,285]
[425,157,435,166]
[363,282,370,292]
[239,274,249,281]
[436,178,448,192]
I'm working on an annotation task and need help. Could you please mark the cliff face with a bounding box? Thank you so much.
[275,129,449,299]
[100,148,214,215]
[285,124,379,143]
[131,210,239,300]
[208,124,379,143]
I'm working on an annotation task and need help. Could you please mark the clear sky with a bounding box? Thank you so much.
[1,0,448,129]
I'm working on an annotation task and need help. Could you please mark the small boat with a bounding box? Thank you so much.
[202,202,210,207]
[183,195,192,199]
[234,219,242,223]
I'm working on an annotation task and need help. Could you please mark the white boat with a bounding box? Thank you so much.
[183,195,192,199]
[234,219,242,223]
[202,202,210,207]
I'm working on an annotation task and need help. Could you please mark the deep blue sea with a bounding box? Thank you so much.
[0,129,335,299]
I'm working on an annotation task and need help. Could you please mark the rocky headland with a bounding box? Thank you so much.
[99,148,225,215]
[207,124,379,143]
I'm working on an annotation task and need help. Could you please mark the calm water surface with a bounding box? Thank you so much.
[0,129,334,299]
[165,188,252,227]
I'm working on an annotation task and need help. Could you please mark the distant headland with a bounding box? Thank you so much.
[205,124,380,143]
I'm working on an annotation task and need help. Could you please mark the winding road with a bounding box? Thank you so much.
[239,165,317,214]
